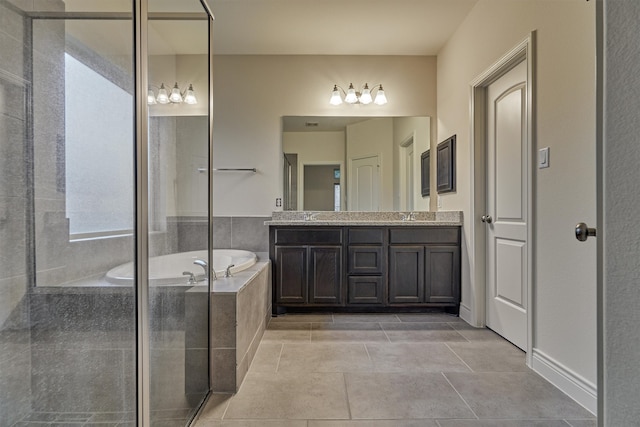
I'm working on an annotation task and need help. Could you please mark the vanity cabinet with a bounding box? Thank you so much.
[270,225,460,315]
[388,228,460,306]
[272,228,343,308]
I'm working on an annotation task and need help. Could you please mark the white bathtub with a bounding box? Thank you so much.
[105,249,258,286]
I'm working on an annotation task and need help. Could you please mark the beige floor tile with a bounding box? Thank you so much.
[224,372,350,419]
[366,342,471,373]
[248,342,282,373]
[332,314,400,323]
[565,420,597,427]
[278,342,371,373]
[448,323,507,342]
[311,322,390,342]
[381,322,467,342]
[396,313,463,323]
[197,394,232,420]
[436,420,572,427]
[262,322,311,343]
[309,421,439,427]
[345,372,475,419]
[270,314,334,323]
[446,341,528,372]
[444,371,595,419]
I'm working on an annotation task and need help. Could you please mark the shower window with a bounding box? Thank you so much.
[64,53,134,237]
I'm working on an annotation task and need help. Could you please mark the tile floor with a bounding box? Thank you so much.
[194,313,595,427]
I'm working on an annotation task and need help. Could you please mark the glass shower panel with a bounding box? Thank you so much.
[147,1,211,424]
[28,8,137,423]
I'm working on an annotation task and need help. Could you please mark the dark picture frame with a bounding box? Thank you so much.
[437,135,456,193]
[420,149,430,197]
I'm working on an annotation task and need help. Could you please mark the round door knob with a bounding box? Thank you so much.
[575,222,596,242]
[481,215,493,224]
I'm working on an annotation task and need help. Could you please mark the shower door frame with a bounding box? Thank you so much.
[24,1,215,424]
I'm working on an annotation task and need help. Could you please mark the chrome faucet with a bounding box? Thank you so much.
[182,271,196,284]
[303,211,318,221]
[194,259,216,281]
[225,264,235,278]
[400,212,417,221]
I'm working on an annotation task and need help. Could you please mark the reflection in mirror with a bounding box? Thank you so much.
[282,116,431,211]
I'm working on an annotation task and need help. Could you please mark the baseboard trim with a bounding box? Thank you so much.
[459,303,473,325]
[531,348,597,415]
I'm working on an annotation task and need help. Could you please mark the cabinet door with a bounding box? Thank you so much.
[425,245,460,304]
[275,246,307,304]
[389,246,424,303]
[309,246,343,305]
[348,276,384,304]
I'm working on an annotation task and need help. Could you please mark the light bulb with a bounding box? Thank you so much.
[156,84,169,104]
[183,84,197,105]
[329,85,343,105]
[359,84,372,104]
[147,89,157,105]
[169,82,183,103]
[374,85,387,105]
[344,83,358,104]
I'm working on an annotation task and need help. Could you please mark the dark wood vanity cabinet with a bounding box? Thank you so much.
[270,225,460,315]
[272,228,343,308]
[388,228,460,306]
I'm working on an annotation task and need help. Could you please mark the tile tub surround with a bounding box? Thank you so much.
[266,210,462,226]
[210,255,271,393]
[194,313,595,426]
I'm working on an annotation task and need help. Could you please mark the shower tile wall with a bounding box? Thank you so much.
[0,1,32,424]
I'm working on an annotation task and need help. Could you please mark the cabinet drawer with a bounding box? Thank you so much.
[348,246,384,275]
[274,228,343,245]
[348,276,384,304]
[389,227,459,244]
[348,228,384,244]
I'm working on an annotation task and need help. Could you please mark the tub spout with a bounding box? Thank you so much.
[225,264,235,278]
[194,259,216,281]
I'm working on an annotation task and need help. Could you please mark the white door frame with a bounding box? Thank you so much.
[469,33,536,366]
[399,134,416,210]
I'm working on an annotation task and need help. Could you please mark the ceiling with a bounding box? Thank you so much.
[208,0,479,55]
[283,116,373,133]
[56,0,479,56]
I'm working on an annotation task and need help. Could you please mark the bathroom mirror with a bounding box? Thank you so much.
[282,116,431,212]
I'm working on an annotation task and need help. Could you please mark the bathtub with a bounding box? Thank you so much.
[105,249,258,286]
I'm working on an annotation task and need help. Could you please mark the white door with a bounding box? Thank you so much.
[349,155,379,211]
[485,60,528,350]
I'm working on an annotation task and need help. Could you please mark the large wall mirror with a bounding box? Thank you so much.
[282,116,431,212]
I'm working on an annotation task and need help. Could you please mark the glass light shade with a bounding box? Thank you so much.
[329,85,343,105]
[374,85,387,105]
[344,83,358,104]
[156,84,169,104]
[169,82,183,103]
[147,89,157,105]
[184,84,197,104]
[359,84,372,104]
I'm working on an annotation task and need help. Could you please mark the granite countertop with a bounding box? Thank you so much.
[265,211,462,227]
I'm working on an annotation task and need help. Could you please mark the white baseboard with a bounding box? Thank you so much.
[531,348,597,415]
[459,303,473,325]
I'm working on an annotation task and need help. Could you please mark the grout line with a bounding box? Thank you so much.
[441,372,479,420]
[219,394,233,421]
[363,342,373,364]
[444,342,475,372]
[275,343,284,372]
[342,373,353,420]
[379,322,392,343]
[563,420,574,427]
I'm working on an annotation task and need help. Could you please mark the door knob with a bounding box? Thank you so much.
[575,222,596,242]
[481,215,493,224]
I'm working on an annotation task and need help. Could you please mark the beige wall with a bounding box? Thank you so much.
[212,55,437,216]
[393,116,431,211]
[437,0,597,411]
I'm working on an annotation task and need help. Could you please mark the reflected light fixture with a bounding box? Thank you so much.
[329,83,387,106]
[147,82,197,105]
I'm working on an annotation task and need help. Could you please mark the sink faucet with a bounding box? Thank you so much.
[194,259,216,281]
[225,264,235,278]
[182,271,196,284]
[303,212,317,221]
[400,212,416,221]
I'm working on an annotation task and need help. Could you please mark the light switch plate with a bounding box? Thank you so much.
[539,147,550,169]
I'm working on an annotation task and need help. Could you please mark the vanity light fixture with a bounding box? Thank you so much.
[329,83,387,106]
[148,82,197,105]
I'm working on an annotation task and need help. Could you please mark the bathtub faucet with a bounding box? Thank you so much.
[194,259,216,281]
[182,271,197,285]
[225,264,235,278]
